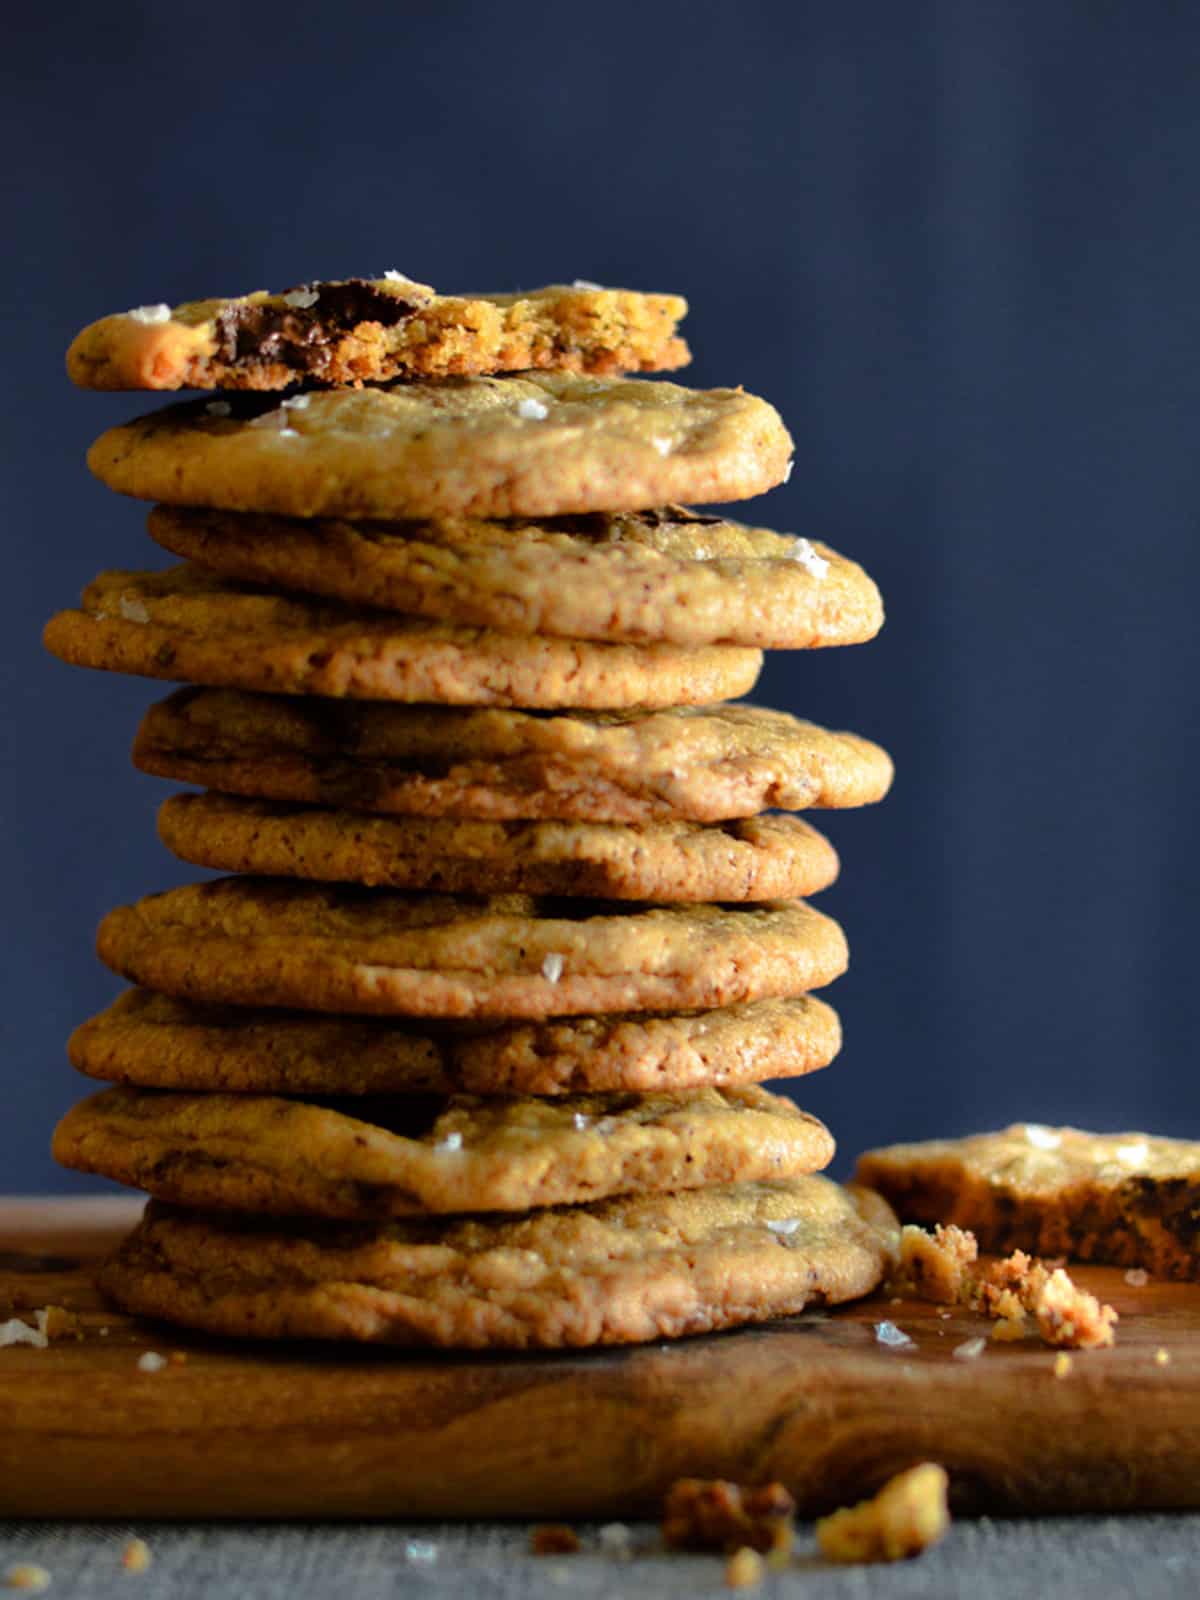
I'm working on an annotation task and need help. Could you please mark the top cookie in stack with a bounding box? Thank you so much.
[46,272,898,1350]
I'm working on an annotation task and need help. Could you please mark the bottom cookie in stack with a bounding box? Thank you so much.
[54,876,897,1347]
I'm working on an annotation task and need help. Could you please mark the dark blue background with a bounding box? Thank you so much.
[5,2,1199,1193]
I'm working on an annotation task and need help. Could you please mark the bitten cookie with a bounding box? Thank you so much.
[856,1124,1200,1280]
[71,990,843,1097]
[96,878,849,1020]
[98,1182,900,1347]
[54,1084,834,1218]
[156,793,841,902]
[86,374,793,518]
[133,690,894,823]
[44,567,762,710]
[147,504,883,650]
[67,277,689,390]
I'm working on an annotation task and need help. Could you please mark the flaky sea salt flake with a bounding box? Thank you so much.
[572,279,604,290]
[1124,1268,1150,1287]
[0,1317,48,1350]
[281,286,320,309]
[651,436,672,456]
[786,537,829,578]
[541,952,564,983]
[766,1218,802,1237]
[952,1336,987,1361]
[874,1320,914,1349]
[1116,1140,1150,1168]
[137,1351,168,1374]
[435,1132,463,1153]
[119,596,151,624]
[517,397,549,421]
[1023,1124,1062,1150]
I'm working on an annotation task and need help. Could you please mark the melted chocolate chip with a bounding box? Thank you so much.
[214,279,421,374]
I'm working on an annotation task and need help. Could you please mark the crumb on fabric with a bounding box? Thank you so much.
[662,1478,796,1555]
[725,1547,765,1589]
[3,1568,51,1593]
[816,1463,950,1565]
[530,1525,580,1556]
[893,1223,978,1304]
[120,1539,151,1575]
[1035,1269,1117,1350]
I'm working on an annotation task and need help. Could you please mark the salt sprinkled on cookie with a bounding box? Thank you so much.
[384,269,418,286]
[874,1320,913,1349]
[572,1113,591,1130]
[281,286,320,309]
[127,304,171,324]
[652,437,672,455]
[278,427,300,440]
[541,952,564,982]
[1116,1140,1149,1167]
[119,595,151,625]
[517,397,550,421]
[435,1131,463,1153]
[766,1218,802,1236]
[787,537,829,578]
[573,279,604,290]
[1022,1123,1062,1150]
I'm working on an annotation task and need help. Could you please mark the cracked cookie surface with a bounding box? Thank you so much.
[133,691,893,823]
[147,504,882,650]
[98,1181,899,1347]
[156,793,840,902]
[71,990,843,1097]
[44,567,761,710]
[96,878,849,1020]
[85,374,792,519]
[54,1083,833,1219]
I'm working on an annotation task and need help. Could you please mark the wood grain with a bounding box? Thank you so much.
[0,1197,1196,1520]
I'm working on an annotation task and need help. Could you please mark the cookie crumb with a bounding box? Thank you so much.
[136,1351,168,1373]
[596,1522,632,1555]
[37,1306,83,1343]
[990,1312,1028,1342]
[1053,1352,1074,1378]
[662,1478,795,1555]
[530,1525,580,1556]
[725,1547,765,1589]
[874,1319,913,1349]
[894,1223,978,1304]
[168,1350,189,1366]
[121,1539,151,1575]
[541,952,564,983]
[1123,1268,1150,1288]
[816,1463,950,1564]
[1155,1347,1172,1367]
[3,1568,51,1593]
[1035,1268,1117,1350]
[127,304,171,325]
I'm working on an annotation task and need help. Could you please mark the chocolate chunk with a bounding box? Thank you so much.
[214,279,421,375]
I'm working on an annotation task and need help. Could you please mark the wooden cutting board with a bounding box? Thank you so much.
[1,1196,1197,1521]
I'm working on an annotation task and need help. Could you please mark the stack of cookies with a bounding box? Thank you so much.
[45,274,897,1349]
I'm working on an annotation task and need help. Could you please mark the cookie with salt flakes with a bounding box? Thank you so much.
[856,1124,1200,1281]
[54,1083,834,1220]
[98,1181,899,1348]
[85,373,793,519]
[66,276,689,390]
[95,878,849,1021]
[133,690,894,824]
[43,567,761,711]
[156,793,840,903]
[147,503,882,650]
[70,990,843,1098]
